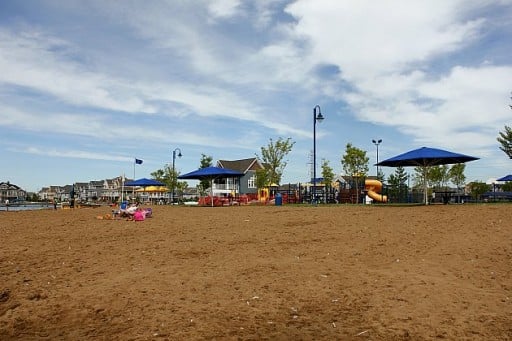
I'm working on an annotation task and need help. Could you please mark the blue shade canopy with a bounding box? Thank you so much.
[178,166,244,207]
[178,166,244,180]
[377,147,479,205]
[124,178,165,187]
[376,147,479,167]
[497,174,512,182]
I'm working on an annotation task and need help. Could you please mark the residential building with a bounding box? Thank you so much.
[0,182,27,202]
[216,158,264,195]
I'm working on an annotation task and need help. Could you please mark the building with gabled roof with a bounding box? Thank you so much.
[216,157,264,195]
[0,182,27,202]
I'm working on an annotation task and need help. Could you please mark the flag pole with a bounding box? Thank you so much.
[133,159,136,198]
[132,158,143,201]
[121,174,125,203]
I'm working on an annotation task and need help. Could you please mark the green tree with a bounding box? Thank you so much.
[150,166,173,189]
[387,166,408,202]
[412,166,426,188]
[497,125,512,159]
[150,165,187,201]
[198,154,213,195]
[502,181,512,192]
[29,192,39,202]
[150,168,167,183]
[175,180,188,199]
[449,163,466,190]
[413,165,452,203]
[321,159,335,186]
[429,165,450,190]
[341,143,369,204]
[412,166,430,203]
[256,137,295,185]
[255,168,268,190]
[377,168,386,182]
[468,181,490,202]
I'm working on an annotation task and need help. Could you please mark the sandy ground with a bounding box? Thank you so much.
[1,204,511,340]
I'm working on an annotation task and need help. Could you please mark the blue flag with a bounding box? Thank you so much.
[135,158,143,165]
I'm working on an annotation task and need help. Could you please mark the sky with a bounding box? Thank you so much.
[1,0,512,193]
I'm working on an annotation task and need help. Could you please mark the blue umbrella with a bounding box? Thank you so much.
[377,147,479,167]
[125,178,165,187]
[497,174,512,182]
[377,147,479,204]
[178,166,244,206]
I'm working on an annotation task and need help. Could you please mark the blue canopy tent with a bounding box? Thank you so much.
[178,166,244,206]
[497,174,512,182]
[125,178,166,187]
[377,147,479,204]
[124,178,166,203]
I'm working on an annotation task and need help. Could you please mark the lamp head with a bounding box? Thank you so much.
[173,148,183,158]
[314,105,324,122]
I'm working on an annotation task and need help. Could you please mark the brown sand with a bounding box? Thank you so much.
[1,204,511,340]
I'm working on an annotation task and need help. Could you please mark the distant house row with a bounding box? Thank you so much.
[38,177,127,202]
[35,158,264,202]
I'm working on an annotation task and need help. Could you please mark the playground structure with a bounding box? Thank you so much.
[258,188,269,203]
[365,179,388,202]
[193,180,393,206]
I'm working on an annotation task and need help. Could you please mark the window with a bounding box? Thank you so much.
[247,175,256,189]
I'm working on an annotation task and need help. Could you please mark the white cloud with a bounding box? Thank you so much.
[286,0,486,81]
[18,146,134,162]
[208,0,242,19]
[344,64,512,150]
[0,29,156,114]
[282,0,512,153]
[0,24,312,139]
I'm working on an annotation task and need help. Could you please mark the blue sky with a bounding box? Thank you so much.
[1,0,511,192]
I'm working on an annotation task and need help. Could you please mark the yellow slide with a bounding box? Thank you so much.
[365,179,388,202]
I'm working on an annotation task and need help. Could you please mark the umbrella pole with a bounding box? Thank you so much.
[424,166,428,205]
[211,178,214,207]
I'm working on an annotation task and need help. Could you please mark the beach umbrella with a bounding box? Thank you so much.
[134,185,168,204]
[124,178,165,187]
[377,146,479,204]
[135,186,168,192]
[497,174,512,182]
[178,166,244,206]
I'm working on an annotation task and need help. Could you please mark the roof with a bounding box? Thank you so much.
[217,158,263,173]
[0,182,22,190]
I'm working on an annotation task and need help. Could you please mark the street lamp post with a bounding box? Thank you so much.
[171,148,182,204]
[372,139,382,177]
[372,139,383,202]
[313,105,324,204]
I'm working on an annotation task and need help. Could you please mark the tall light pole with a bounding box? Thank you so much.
[372,139,382,177]
[313,105,324,204]
[171,148,182,204]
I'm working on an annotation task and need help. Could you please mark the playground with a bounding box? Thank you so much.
[1,204,510,339]
[193,178,389,206]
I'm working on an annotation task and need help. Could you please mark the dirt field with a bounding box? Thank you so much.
[1,204,511,340]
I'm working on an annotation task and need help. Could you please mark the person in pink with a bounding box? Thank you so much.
[133,208,146,221]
